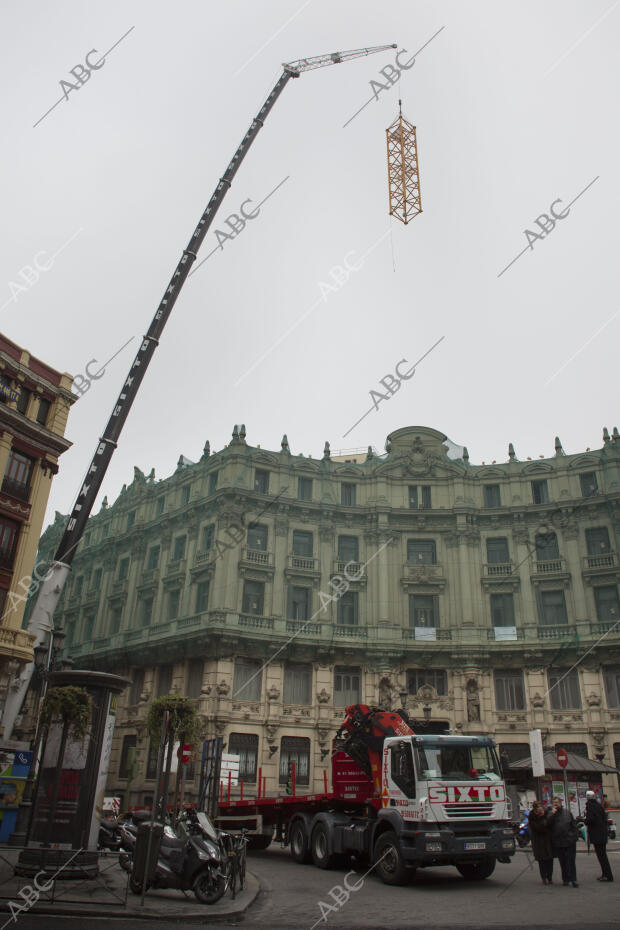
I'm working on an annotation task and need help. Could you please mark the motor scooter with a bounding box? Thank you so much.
[128,810,227,904]
[98,817,122,851]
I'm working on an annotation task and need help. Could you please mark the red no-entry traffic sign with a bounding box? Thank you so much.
[557,748,568,769]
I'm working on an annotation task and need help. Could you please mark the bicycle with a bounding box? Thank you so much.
[220,829,248,900]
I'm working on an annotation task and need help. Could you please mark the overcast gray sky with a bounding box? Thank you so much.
[1,0,618,528]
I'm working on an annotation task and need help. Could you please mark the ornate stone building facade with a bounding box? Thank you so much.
[38,424,620,804]
[0,334,74,730]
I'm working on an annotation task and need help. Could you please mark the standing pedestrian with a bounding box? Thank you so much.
[585,790,614,882]
[546,796,579,887]
[529,800,554,884]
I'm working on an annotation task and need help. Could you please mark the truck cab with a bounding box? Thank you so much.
[370,734,515,881]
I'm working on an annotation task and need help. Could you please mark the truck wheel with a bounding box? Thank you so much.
[456,856,496,881]
[311,823,337,869]
[373,831,409,886]
[290,821,312,864]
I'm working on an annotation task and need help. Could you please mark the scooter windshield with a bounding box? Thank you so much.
[196,811,220,842]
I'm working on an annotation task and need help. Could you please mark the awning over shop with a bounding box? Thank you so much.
[507,751,619,775]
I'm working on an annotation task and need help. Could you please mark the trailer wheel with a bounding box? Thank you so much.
[373,831,409,886]
[456,856,496,881]
[290,821,312,864]
[311,822,337,869]
[247,834,272,850]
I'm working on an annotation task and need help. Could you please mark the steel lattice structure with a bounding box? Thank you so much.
[386,110,422,224]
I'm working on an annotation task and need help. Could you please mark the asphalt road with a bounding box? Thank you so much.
[8,841,620,930]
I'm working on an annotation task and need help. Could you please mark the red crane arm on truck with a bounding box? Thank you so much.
[335,704,414,796]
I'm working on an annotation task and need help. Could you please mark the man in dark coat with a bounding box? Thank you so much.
[546,796,578,886]
[585,790,613,881]
[529,800,554,883]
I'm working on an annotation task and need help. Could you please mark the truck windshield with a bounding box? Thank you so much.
[416,742,502,781]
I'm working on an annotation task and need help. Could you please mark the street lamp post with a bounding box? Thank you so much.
[9,626,71,846]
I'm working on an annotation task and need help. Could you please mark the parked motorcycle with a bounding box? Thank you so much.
[127,809,227,904]
[515,809,530,847]
[607,817,616,840]
[98,817,122,851]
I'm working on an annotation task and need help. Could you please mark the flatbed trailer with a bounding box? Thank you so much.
[215,707,516,883]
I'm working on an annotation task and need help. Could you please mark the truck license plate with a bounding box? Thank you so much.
[464,842,486,850]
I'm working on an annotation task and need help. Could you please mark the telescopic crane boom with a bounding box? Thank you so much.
[2,43,396,739]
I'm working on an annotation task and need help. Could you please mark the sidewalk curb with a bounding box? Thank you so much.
[0,871,260,921]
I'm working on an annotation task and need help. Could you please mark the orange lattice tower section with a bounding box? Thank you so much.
[386,103,422,224]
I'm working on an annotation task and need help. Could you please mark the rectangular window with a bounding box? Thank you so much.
[228,733,258,783]
[554,742,588,757]
[156,496,165,516]
[406,669,447,695]
[408,486,418,509]
[208,471,218,495]
[146,545,160,571]
[195,580,209,613]
[202,524,214,552]
[337,591,358,625]
[172,535,186,561]
[494,670,526,710]
[409,594,438,627]
[498,743,530,765]
[548,669,581,709]
[580,472,598,498]
[157,664,173,697]
[486,537,510,564]
[279,736,310,786]
[233,658,262,701]
[74,576,84,596]
[604,667,620,708]
[531,479,549,504]
[247,524,268,551]
[483,484,501,508]
[0,517,19,568]
[83,614,95,641]
[490,593,515,627]
[140,595,153,627]
[16,388,30,415]
[126,510,136,529]
[118,557,129,581]
[187,659,203,698]
[146,743,158,779]
[586,527,611,555]
[298,477,312,501]
[109,606,122,635]
[129,668,144,705]
[119,735,137,778]
[341,483,356,506]
[421,486,432,509]
[338,535,359,562]
[535,532,560,561]
[334,666,361,706]
[283,663,312,705]
[110,607,123,636]
[538,590,568,626]
[407,539,436,564]
[92,567,102,589]
[287,585,310,621]
[181,486,190,506]
[254,469,269,494]
[292,530,313,557]
[3,450,34,500]
[242,580,264,615]
[167,588,180,621]
[594,586,620,623]
[36,398,51,426]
